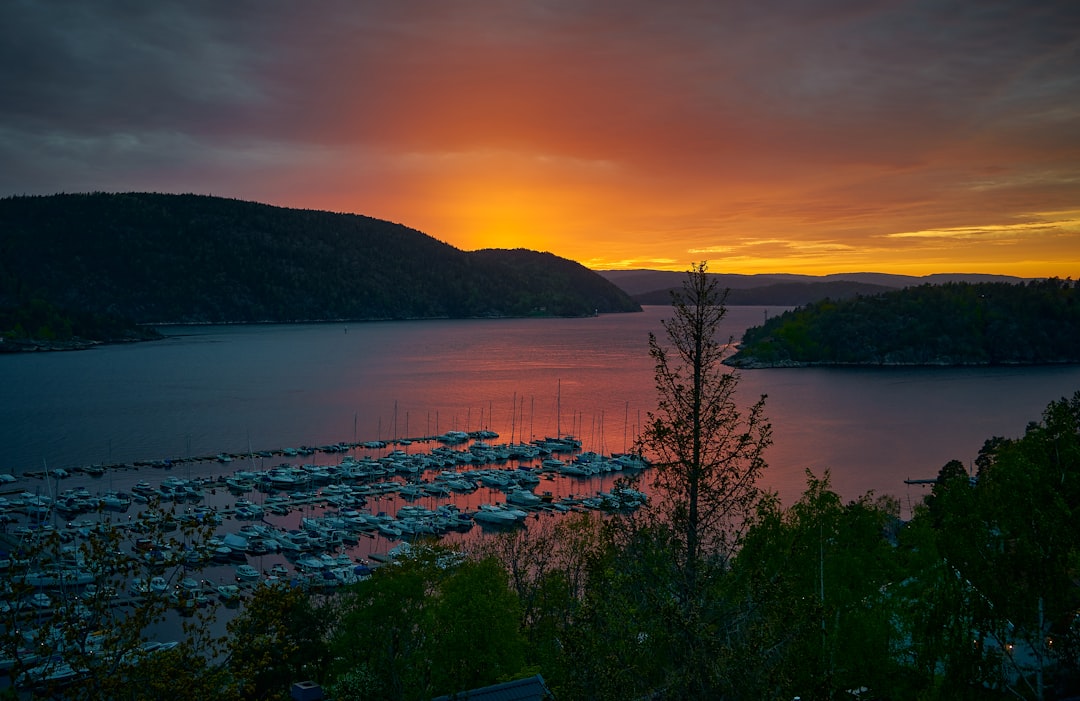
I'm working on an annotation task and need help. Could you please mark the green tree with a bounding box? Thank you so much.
[552,524,682,700]
[225,584,332,700]
[640,261,772,594]
[894,505,1008,700]
[903,393,1080,699]
[731,473,911,699]
[330,545,527,701]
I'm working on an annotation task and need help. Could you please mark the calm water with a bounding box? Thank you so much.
[3,306,1079,510]
[2,305,1079,658]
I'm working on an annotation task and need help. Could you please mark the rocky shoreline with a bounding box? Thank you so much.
[0,331,162,353]
[0,337,102,353]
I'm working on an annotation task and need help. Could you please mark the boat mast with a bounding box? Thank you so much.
[556,379,561,438]
[510,392,517,444]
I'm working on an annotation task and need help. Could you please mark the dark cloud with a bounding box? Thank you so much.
[1,0,1076,273]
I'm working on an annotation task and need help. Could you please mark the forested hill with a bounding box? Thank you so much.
[0,193,640,331]
[726,279,1080,367]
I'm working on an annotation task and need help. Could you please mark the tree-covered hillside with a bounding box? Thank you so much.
[0,193,639,328]
[727,279,1080,366]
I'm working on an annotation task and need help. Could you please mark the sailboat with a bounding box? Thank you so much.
[532,380,582,453]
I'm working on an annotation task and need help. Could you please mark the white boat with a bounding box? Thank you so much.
[556,462,590,476]
[222,532,250,553]
[515,468,541,485]
[99,491,131,510]
[478,471,512,488]
[19,658,82,686]
[472,504,521,525]
[377,522,402,538]
[541,458,566,471]
[500,503,529,520]
[21,566,94,588]
[179,577,202,591]
[506,488,541,507]
[225,476,255,491]
[294,556,325,573]
[216,584,241,602]
[235,564,259,581]
[613,453,651,470]
[132,481,154,495]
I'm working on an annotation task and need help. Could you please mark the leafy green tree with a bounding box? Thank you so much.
[904,393,1080,699]
[330,546,527,701]
[894,505,1009,700]
[551,524,682,700]
[225,584,332,700]
[730,472,910,699]
[109,645,237,701]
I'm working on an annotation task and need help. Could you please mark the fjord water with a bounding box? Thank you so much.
[3,306,1079,508]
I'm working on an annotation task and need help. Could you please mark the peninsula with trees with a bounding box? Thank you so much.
[726,278,1080,367]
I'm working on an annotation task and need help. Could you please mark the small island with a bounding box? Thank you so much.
[726,278,1080,367]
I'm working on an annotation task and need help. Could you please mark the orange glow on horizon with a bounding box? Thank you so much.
[353,184,1079,278]
[14,4,1075,281]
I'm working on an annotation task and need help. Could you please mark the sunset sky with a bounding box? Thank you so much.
[2,1,1078,276]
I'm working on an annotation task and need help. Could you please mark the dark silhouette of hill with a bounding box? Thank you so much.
[0,193,640,331]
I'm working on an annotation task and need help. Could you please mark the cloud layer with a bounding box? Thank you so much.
[2,0,1078,274]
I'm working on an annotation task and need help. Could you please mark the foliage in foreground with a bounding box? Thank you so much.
[327,545,528,701]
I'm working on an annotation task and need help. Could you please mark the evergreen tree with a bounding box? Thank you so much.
[610,262,773,698]
[641,261,772,591]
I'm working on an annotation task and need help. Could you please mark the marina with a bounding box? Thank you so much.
[0,426,650,682]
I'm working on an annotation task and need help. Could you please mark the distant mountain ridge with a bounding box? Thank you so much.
[0,193,640,329]
[598,269,1033,306]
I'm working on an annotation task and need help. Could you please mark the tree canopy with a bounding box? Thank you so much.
[729,279,1080,366]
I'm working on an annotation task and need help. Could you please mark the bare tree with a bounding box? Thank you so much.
[640,261,772,596]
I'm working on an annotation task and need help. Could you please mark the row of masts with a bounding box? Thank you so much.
[366,379,642,455]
